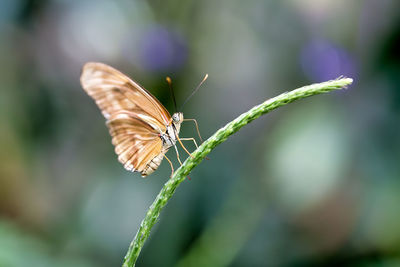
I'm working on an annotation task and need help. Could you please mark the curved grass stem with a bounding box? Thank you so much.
[122,77,353,267]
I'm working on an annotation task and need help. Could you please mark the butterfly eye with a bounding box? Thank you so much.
[172,113,180,123]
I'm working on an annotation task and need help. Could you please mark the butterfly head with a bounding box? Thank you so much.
[172,112,183,133]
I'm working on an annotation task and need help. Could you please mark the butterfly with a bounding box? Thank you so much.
[80,62,205,177]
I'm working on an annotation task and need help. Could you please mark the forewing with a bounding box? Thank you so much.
[107,111,163,176]
[80,62,171,132]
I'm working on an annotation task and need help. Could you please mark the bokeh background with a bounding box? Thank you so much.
[1,0,400,266]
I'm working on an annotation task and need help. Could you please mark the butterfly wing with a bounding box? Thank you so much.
[107,111,164,176]
[80,62,171,127]
[80,62,170,176]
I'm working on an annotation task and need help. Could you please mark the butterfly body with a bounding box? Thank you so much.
[162,113,183,146]
[80,62,187,177]
[143,112,183,176]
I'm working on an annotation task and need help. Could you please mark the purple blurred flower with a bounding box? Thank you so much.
[139,26,187,72]
[300,39,357,82]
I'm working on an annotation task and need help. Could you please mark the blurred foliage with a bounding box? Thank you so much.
[0,220,94,267]
[1,0,400,266]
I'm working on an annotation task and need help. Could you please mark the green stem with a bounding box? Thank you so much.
[122,77,353,267]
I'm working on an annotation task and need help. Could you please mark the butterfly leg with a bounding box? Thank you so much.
[172,145,192,181]
[177,136,195,159]
[174,145,183,165]
[180,137,199,149]
[164,154,174,177]
[180,137,210,160]
[183,118,203,142]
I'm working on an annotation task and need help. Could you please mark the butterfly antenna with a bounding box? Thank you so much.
[166,76,178,112]
[180,74,208,111]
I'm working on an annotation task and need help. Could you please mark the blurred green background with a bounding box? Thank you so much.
[1,0,400,266]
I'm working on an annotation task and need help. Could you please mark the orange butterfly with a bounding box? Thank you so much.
[80,62,205,177]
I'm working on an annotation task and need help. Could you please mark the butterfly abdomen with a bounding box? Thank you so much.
[142,153,164,177]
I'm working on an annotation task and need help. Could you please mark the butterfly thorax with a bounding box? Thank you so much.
[160,126,177,149]
[160,112,183,150]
